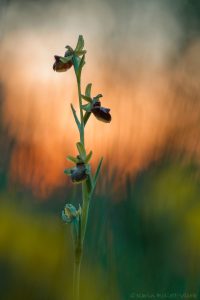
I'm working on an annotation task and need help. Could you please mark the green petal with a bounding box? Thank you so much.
[93,94,103,100]
[67,155,80,164]
[64,168,72,175]
[85,83,92,97]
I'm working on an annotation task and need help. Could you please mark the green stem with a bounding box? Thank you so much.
[77,77,84,146]
[81,181,91,243]
[72,53,95,300]
[72,70,89,300]
[73,247,82,300]
[73,182,90,300]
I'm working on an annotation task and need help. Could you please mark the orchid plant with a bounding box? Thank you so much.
[53,35,111,300]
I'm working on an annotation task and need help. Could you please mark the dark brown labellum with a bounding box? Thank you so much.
[53,55,73,72]
[91,101,111,123]
[70,163,88,183]
[93,101,101,108]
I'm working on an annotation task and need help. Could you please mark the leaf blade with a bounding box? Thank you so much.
[70,104,81,130]
[83,112,91,126]
[93,157,103,190]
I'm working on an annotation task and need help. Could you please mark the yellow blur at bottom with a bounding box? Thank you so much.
[0,197,115,300]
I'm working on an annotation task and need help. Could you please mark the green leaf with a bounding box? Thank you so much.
[84,165,93,194]
[85,151,93,163]
[83,111,91,126]
[93,157,103,189]
[75,35,84,52]
[67,155,80,164]
[86,175,93,195]
[76,142,86,159]
[81,94,92,103]
[70,104,81,130]
[59,55,73,63]
[85,83,92,97]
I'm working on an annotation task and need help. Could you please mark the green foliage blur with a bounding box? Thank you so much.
[1,152,200,299]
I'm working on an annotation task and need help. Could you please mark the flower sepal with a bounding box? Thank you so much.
[74,35,84,53]
[67,155,82,164]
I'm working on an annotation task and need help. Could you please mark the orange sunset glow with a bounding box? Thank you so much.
[1,0,200,197]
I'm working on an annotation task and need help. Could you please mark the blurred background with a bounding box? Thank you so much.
[0,0,200,299]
